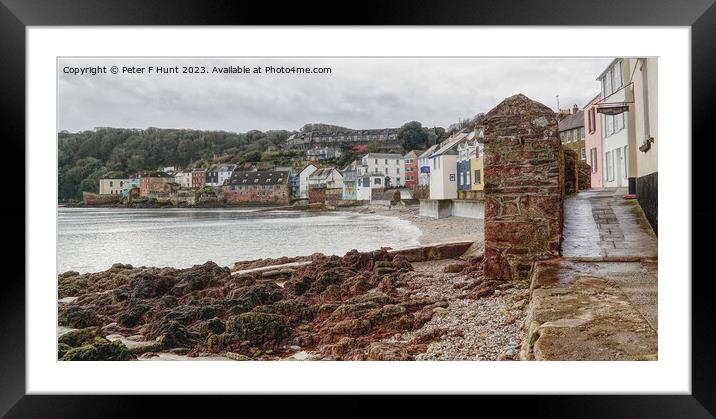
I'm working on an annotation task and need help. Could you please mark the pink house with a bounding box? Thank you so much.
[584,94,604,188]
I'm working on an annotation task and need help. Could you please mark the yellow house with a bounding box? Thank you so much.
[470,150,484,192]
[456,134,485,199]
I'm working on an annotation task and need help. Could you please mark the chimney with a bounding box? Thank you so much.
[572,104,579,114]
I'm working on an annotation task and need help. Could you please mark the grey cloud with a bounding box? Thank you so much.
[58,57,614,132]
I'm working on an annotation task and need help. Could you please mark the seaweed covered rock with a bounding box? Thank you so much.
[226,312,289,345]
[117,304,152,327]
[150,321,197,349]
[58,327,101,347]
[60,337,132,361]
[57,249,432,360]
[59,307,103,329]
[125,270,178,299]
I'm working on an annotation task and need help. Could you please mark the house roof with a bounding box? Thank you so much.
[403,150,419,159]
[299,163,318,175]
[418,143,439,159]
[430,129,473,158]
[309,168,342,181]
[363,153,403,160]
[596,58,621,81]
[558,110,585,132]
[141,171,173,178]
[225,171,289,186]
[583,93,601,109]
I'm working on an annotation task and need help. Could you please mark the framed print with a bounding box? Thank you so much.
[2,0,714,416]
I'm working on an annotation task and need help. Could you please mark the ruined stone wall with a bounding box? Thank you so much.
[482,94,564,282]
[563,148,591,194]
[563,148,578,195]
[577,160,592,191]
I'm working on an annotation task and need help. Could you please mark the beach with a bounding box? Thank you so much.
[350,206,485,246]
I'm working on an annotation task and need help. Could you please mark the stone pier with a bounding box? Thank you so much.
[482,94,564,282]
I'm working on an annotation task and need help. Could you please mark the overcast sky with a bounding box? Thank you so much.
[58,57,613,133]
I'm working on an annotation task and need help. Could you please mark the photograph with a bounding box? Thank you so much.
[56,56,658,362]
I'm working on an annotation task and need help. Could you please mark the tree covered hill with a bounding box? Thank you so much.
[58,127,293,201]
[57,122,452,202]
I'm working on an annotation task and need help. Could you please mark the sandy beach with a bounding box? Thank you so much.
[350,206,484,246]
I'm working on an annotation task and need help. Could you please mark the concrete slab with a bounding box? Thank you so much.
[521,259,658,361]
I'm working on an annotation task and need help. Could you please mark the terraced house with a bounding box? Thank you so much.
[99,174,128,195]
[403,150,419,190]
[223,171,290,205]
[558,104,586,161]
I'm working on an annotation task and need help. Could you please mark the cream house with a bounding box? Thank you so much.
[99,176,128,195]
[428,130,470,200]
[629,57,658,232]
[174,171,192,188]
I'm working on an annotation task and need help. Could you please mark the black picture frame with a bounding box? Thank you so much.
[1,0,713,416]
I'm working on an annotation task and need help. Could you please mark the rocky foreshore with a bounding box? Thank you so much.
[58,250,451,361]
[58,246,526,361]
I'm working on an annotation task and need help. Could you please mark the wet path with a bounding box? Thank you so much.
[562,188,657,259]
[521,189,659,360]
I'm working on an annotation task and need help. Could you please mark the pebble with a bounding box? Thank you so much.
[379,259,528,361]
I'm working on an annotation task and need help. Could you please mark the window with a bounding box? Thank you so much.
[590,148,598,173]
[580,148,586,160]
[449,174,455,182]
[384,159,388,164]
[109,181,113,187]
[613,60,623,90]
[605,114,614,136]
[560,132,566,144]
[566,130,572,143]
[384,168,388,174]
[474,170,481,184]
[396,160,399,164]
[374,177,381,185]
[396,168,400,174]
[466,171,471,185]
[580,127,585,140]
[615,113,625,132]
[375,159,378,164]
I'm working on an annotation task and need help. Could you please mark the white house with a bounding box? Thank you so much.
[428,130,470,200]
[597,58,630,188]
[308,168,344,189]
[217,164,236,186]
[358,153,405,188]
[298,164,318,197]
[174,171,192,188]
[356,172,389,201]
[418,144,438,187]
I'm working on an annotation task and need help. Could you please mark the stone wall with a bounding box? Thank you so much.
[563,148,578,195]
[482,94,564,282]
[563,148,591,194]
[308,187,326,204]
[577,160,592,191]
